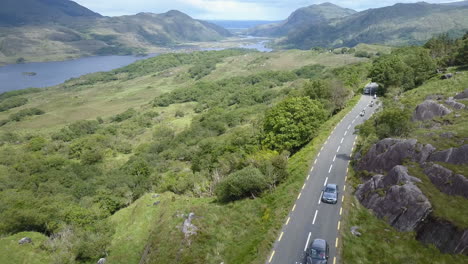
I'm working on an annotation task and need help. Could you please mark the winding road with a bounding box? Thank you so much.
[267,94,378,264]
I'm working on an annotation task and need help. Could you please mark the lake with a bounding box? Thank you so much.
[0,41,271,93]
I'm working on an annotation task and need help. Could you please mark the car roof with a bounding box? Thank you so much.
[311,239,327,249]
[325,184,337,189]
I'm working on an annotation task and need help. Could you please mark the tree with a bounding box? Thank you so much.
[262,97,327,152]
[456,38,468,65]
[369,55,414,93]
[215,166,268,202]
[374,108,413,139]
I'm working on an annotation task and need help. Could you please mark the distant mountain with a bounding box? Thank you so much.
[0,1,231,64]
[279,2,468,49]
[246,2,356,37]
[441,0,468,6]
[0,0,102,25]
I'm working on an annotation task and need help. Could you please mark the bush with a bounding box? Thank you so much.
[0,97,28,112]
[374,108,413,139]
[111,108,136,122]
[9,108,44,122]
[0,88,41,101]
[215,166,268,202]
[355,51,369,58]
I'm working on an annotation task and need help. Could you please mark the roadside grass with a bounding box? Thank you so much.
[341,193,468,264]
[0,231,51,264]
[106,96,362,264]
[407,164,468,229]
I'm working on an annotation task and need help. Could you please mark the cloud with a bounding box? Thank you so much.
[73,0,461,20]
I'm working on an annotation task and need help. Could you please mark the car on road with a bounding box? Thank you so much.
[305,238,329,264]
[321,184,339,204]
[369,101,374,107]
[360,110,365,117]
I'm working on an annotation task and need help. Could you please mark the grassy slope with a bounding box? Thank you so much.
[342,70,468,263]
[106,96,361,264]
[0,231,51,264]
[0,50,367,263]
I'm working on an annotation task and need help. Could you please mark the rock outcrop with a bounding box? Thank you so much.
[356,138,435,173]
[97,258,106,264]
[416,215,468,255]
[428,145,468,165]
[355,166,432,232]
[454,88,468,100]
[182,212,198,240]
[445,98,466,110]
[412,100,452,121]
[423,163,468,198]
[18,237,32,245]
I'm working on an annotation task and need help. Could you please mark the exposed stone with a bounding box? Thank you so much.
[182,212,198,240]
[440,132,455,139]
[454,88,468,100]
[97,258,106,264]
[416,215,468,255]
[351,226,362,237]
[441,73,453,80]
[18,237,32,245]
[423,164,468,199]
[426,94,444,101]
[355,166,432,232]
[153,201,160,206]
[445,98,466,110]
[152,194,160,198]
[412,100,452,122]
[356,138,435,173]
[429,145,468,165]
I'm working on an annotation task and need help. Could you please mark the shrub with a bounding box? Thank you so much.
[215,166,268,202]
[0,97,28,112]
[9,108,44,122]
[111,108,136,122]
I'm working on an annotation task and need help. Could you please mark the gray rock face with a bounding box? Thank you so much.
[429,145,468,165]
[441,73,453,79]
[356,138,435,173]
[445,98,466,110]
[454,88,468,100]
[423,164,468,198]
[416,215,468,255]
[412,100,452,122]
[18,237,32,245]
[97,258,106,264]
[182,212,198,239]
[355,166,432,232]
[350,226,361,237]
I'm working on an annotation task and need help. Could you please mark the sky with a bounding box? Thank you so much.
[73,0,460,20]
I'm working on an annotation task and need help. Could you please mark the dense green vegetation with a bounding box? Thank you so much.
[0,49,371,263]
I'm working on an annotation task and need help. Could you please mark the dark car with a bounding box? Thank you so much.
[321,184,339,204]
[305,238,329,264]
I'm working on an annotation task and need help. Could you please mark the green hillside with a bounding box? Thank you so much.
[0,1,231,65]
[246,2,356,37]
[277,2,468,49]
[0,47,372,263]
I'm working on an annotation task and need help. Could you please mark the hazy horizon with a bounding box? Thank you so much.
[73,0,461,20]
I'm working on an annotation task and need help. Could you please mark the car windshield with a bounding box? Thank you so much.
[310,248,326,260]
[325,187,336,193]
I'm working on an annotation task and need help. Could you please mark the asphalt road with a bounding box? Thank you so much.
[267,94,378,264]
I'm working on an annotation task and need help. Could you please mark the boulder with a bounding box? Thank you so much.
[18,237,32,245]
[355,166,432,232]
[441,73,453,79]
[416,215,468,255]
[429,145,468,165]
[423,164,468,198]
[97,258,106,264]
[445,98,465,110]
[412,100,452,122]
[182,212,198,239]
[356,138,435,173]
[454,88,468,100]
[351,226,362,237]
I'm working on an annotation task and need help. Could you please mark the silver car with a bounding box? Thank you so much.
[321,184,339,204]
